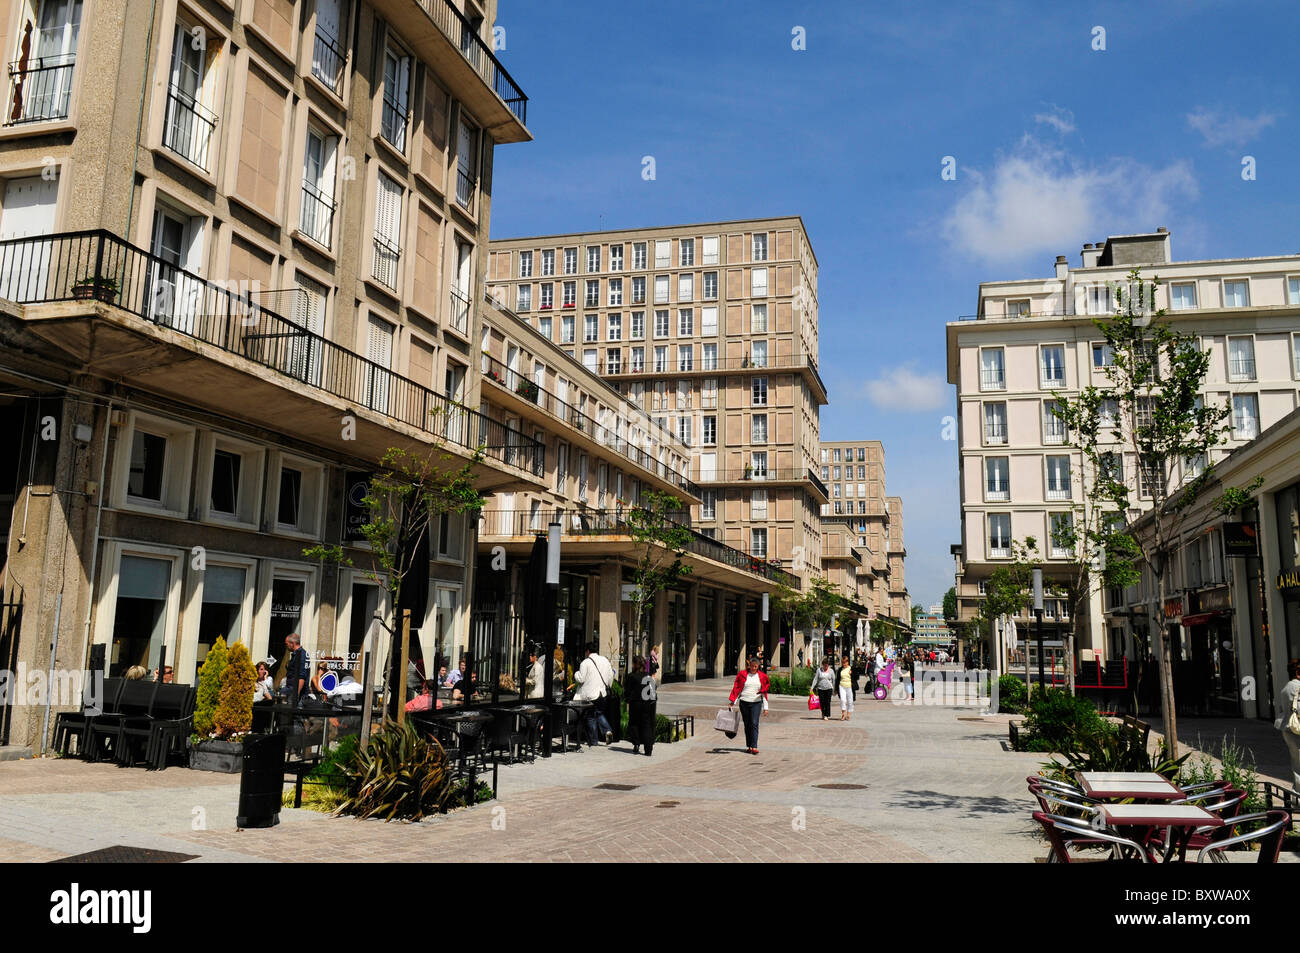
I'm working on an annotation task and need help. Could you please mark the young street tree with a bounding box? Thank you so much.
[625,489,693,667]
[1053,269,1233,757]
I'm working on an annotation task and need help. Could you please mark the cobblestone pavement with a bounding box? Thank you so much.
[0,680,1291,862]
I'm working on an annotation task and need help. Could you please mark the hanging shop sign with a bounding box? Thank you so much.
[344,472,372,542]
[1277,569,1300,595]
[1222,522,1259,557]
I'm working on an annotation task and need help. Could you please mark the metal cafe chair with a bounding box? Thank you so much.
[1034,811,1151,864]
[1196,810,1291,863]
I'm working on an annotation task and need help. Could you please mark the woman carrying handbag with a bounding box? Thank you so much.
[810,657,836,722]
[728,656,769,755]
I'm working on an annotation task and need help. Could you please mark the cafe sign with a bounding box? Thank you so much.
[1278,569,1300,595]
[344,472,372,543]
[1223,522,1258,557]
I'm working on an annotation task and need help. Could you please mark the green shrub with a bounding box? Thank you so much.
[193,637,228,738]
[654,713,674,742]
[213,642,255,740]
[1179,735,1263,814]
[337,721,452,821]
[1018,688,1107,753]
[996,674,1028,714]
[1047,726,1188,779]
[307,733,361,791]
[770,666,814,696]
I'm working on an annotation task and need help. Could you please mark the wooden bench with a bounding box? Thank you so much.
[1120,714,1150,748]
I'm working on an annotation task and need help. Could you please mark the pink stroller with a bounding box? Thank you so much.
[873,660,896,700]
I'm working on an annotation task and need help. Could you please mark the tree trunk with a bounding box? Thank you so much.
[1155,572,1178,760]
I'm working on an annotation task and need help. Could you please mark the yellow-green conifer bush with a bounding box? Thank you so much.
[214,641,255,740]
[193,637,228,738]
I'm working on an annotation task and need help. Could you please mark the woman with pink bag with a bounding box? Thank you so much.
[728,656,770,754]
[809,657,836,722]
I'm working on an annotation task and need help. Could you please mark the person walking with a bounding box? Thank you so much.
[1277,659,1300,790]
[625,655,658,756]
[838,655,855,721]
[810,657,836,722]
[728,655,769,754]
[573,645,616,745]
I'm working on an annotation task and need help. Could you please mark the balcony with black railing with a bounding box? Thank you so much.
[299,181,335,248]
[369,0,528,140]
[0,230,544,479]
[372,236,401,291]
[449,284,471,336]
[698,465,830,500]
[310,29,346,95]
[163,86,218,171]
[593,351,828,400]
[455,168,476,214]
[6,55,76,125]
[480,352,699,500]
[479,508,797,587]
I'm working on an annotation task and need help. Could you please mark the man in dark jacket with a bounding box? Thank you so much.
[283,634,308,706]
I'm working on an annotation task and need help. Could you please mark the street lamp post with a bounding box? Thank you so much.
[542,521,561,757]
[1033,568,1045,691]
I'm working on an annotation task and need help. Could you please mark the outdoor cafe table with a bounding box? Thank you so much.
[1098,803,1223,862]
[1077,772,1186,801]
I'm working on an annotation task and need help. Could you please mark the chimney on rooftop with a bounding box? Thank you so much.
[1054,255,1068,279]
[1080,242,1101,268]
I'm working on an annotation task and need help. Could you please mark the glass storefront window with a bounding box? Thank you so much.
[195,564,245,682]
[110,555,170,677]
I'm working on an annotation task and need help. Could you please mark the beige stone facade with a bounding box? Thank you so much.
[948,229,1300,668]
[485,218,828,585]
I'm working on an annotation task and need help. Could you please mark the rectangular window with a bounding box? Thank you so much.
[1139,455,1162,499]
[701,489,717,520]
[1040,344,1066,387]
[607,313,622,340]
[751,413,768,444]
[703,272,718,300]
[751,340,768,368]
[702,236,719,265]
[630,311,645,340]
[301,126,338,248]
[1232,393,1259,439]
[678,308,693,336]
[586,245,601,273]
[654,310,670,338]
[630,346,645,373]
[702,415,716,446]
[562,280,576,307]
[677,415,692,446]
[1170,282,1197,310]
[583,313,598,342]
[988,514,1011,558]
[585,279,599,307]
[654,275,670,304]
[1223,280,1249,308]
[632,276,646,303]
[1098,398,1120,429]
[1043,400,1067,445]
[751,451,768,479]
[1228,336,1256,381]
[633,242,647,269]
[752,233,768,262]
[128,430,167,502]
[380,45,412,152]
[1293,333,1300,378]
[985,457,1009,502]
[654,346,668,373]
[561,315,575,344]
[605,348,621,374]
[1006,298,1030,317]
[983,402,1006,445]
[1046,455,1072,500]
[609,244,623,270]
[517,250,533,278]
[516,284,531,311]
[751,376,768,406]
[981,348,1005,391]
[537,283,553,310]
[538,316,552,340]
[701,378,717,409]
[701,306,718,336]
[541,248,555,276]
[751,267,768,297]
[654,240,670,268]
[751,489,768,519]
[751,304,767,333]
[372,171,403,290]
[563,247,578,275]
[1092,342,1114,368]
[680,238,694,266]
[678,273,693,302]
[751,528,767,558]
[702,342,717,370]
[608,278,623,306]
[677,344,693,372]
[583,349,598,372]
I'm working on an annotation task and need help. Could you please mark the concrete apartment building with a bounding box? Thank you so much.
[947,228,1300,701]
[485,217,830,596]
[817,439,909,632]
[0,0,545,752]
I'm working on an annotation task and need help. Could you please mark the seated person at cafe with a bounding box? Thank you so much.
[524,648,545,699]
[436,665,450,687]
[452,670,478,703]
[446,658,467,688]
[330,672,364,702]
[405,680,442,713]
[253,661,275,703]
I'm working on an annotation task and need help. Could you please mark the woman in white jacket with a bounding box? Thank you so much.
[1278,659,1300,790]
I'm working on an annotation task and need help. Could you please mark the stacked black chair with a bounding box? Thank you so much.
[86,679,157,762]
[118,683,195,769]
[53,677,123,757]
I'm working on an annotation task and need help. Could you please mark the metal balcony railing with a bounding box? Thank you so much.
[299,181,335,248]
[372,236,401,291]
[479,507,796,586]
[449,284,471,335]
[480,353,699,498]
[6,56,75,125]
[415,0,527,125]
[980,370,1005,390]
[311,29,346,94]
[699,466,826,492]
[0,230,543,477]
[163,86,218,171]
[1228,358,1256,381]
[456,167,476,214]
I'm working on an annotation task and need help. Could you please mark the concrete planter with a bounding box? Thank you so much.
[189,739,244,773]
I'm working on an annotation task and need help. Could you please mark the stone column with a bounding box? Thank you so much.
[736,594,750,673]
[713,594,727,677]
[685,582,701,681]
[653,597,668,673]
[598,562,621,664]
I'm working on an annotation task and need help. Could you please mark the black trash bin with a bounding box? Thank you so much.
[237,732,286,829]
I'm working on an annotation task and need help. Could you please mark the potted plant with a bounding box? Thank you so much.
[190,638,257,773]
[72,275,120,303]
[515,379,539,402]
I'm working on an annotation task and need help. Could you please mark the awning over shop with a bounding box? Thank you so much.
[1180,611,1229,626]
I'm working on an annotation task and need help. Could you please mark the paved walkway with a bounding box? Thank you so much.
[0,679,1292,862]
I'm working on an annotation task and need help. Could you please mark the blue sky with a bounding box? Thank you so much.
[487,0,1300,609]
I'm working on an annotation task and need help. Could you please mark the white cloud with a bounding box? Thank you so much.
[942,137,1198,265]
[1186,108,1278,149]
[1033,106,1075,136]
[863,365,948,412]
